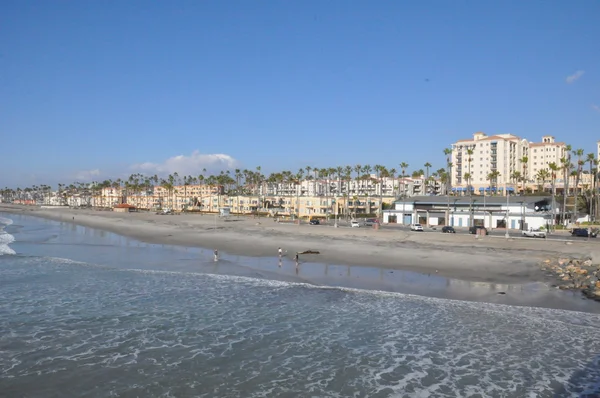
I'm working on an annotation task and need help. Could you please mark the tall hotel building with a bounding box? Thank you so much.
[451,132,566,194]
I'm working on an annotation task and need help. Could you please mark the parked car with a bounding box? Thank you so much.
[309,219,320,225]
[522,228,547,238]
[469,226,489,235]
[410,224,424,231]
[363,218,379,226]
[441,226,456,233]
[571,228,597,238]
[350,220,361,228]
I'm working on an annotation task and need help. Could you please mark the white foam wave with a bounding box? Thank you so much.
[122,268,600,327]
[3,259,600,397]
[0,216,14,226]
[0,231,16,255]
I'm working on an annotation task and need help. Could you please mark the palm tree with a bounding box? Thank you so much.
[561,144,572,224]
[510,171,521,186]
[399,162,409,198]
[424,162,432,194]
[486,170,501,192]
[362,165,372,197]
[520,156,528,194]
[548,162,559,228]
[388,168,397,197]
[463,172,472,194]
[466,148,474,193]
[354,165,362,197]
[586,153,596,220]
[535,169,550,193]
[443,148,452,195]
[572,149,585,222]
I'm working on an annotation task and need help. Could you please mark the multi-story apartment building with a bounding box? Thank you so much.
[259,175,444,198]
[451,132,567,193]
[529,136,566,179]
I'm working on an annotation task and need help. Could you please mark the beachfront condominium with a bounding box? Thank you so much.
[451,132,567,194]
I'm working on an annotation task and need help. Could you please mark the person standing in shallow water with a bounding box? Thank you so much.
[213,249,218,262]
[278,247,282,258]
[294,253,299,267]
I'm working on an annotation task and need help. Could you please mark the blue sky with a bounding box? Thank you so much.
[1,0,599,187]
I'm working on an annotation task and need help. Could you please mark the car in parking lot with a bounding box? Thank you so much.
[410,223,424,231]
[441,226,455,233]
[571,228,597,238]
[469,226,489,235]
[363,218,379,226]
[350,220,361,228]
[521,228,547,238]
[309,219,320,225]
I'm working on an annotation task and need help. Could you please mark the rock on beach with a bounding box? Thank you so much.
[541,256,600,300]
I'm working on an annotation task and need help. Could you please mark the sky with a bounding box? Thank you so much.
[1,0,599,188]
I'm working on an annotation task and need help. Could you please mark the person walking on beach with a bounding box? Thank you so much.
[278,247,282,258]
[213,249,218,262]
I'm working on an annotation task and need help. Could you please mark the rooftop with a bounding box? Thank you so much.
[394,195,552,205]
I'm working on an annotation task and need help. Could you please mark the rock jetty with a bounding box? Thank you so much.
[541,257,600,301]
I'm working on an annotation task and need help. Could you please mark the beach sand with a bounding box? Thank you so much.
[2,204,597,285]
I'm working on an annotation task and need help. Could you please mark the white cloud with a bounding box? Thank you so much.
[566,70,584,84]
[592,104,600,113]
[131,151,238,176]
[73,169,101,181]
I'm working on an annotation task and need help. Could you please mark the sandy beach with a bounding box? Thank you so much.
[3,204,598,286]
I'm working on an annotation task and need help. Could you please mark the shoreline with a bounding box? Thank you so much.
[2,204,600,312]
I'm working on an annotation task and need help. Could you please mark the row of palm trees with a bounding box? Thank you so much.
[7,142,597,221]
[2,149,456,213]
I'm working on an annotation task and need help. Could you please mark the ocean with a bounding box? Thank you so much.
[1,212,600,398]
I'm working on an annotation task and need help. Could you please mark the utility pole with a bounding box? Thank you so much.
[446,193,450,226]
[505,190,510,238]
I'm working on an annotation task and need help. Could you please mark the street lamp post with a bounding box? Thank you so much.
[446,192,450,226]
[552,194,556,233]
[334,195,338,228]
[469,199,475,227]
[402,196,406,226]
[296,184,300,225]
[505,190,510,238]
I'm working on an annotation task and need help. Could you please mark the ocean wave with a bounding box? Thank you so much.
[121,268,600,328]
[0,216,14,226]
[2,265,600,397]
[0,231,16,256]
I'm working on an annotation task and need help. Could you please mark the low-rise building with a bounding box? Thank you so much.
[383,195,559,230]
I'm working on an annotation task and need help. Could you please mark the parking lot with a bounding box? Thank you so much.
[300,218,592,242]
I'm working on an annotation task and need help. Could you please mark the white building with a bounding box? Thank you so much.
[451,132,567,193]
[383,195,558,230]
[258,176,444,198]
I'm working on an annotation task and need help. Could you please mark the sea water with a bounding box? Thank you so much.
[1,213,600,398]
